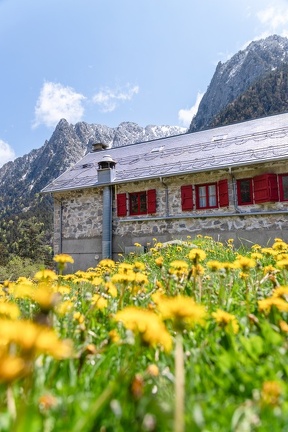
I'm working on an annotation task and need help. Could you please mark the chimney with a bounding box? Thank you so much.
[92,142,108,152]
[97,154,116,183]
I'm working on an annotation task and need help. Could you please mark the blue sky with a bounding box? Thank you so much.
[1,0,288,166]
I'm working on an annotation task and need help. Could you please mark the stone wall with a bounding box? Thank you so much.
[52,161,288,270]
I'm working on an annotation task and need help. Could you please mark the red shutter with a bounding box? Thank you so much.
[254,174,279,203]
[117,193,127,216]
[181,185,193,210]
[147,189,156,213]
[218,179,229,207]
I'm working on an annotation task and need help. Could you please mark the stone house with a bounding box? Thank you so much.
[42,112,288,270]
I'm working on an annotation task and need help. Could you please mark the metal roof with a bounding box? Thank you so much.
[42,112,288,193]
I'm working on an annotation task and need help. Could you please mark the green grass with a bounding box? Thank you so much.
[0,235,288,431]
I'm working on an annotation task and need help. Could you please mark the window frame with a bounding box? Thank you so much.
[237,178,253,205]
[195,182,218,210]
[279,174,288,201]
[129,191,147,215]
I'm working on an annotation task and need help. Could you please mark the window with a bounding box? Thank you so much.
[237,174,279,205]
[116,190,156,216]
[279,174,288,201]
[181,180,229,211]
[237,179,253,205]
[130,191,147,215]
[196,183,217,209]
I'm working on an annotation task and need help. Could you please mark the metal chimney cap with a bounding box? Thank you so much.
[100,154,116,163]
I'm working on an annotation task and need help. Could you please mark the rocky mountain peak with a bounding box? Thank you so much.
[189,34,288,132]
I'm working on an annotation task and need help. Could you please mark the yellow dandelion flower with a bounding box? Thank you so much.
[91,294,108,310]
[98,259,116,270]
[279,320,288,332]
[251,244,262,251]
[111,273,135,284]
[212,309,239,334]
[272,286,288,299]
[239,272,249,280]
[258,297,288,313]
[169,260,189,270]
[276,253,288,261]
[34,269,58,282]
[207,260,223,272]
[32,286,60,310]
[0,319,72,359]
[261,381,282,406]
[132,261,146,272]
[276,259,288,270]
[263,265,278,275]
[134,242,142,247]
[261,248,278,257]
[155,256,164,267]
[235,255,256,271]
[157,295,207,330]
[118,263,133,273]
[53,254,74,264]
[56,300,73,315]
[272,240,288,251]
[169,260,189,278]
[133,272,148,286]
[191,264,205,277]
[146,364,159,377]
[251,252,263,260]
[16,276,34,285]
[55,285,71,295]
[109,329,120,343]
[0,355,27,383]
[188,248,206,262]
[0,302,20,320]
[115,307,172,352]
[91,276,105,287]
[73,312,85,324]
[105,281,118,298]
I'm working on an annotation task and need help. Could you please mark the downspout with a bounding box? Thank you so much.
[59,199,63,253]
[102,186,112,259]
[55,197,63,254]
[229,167,243,213]
[160,177,169,216]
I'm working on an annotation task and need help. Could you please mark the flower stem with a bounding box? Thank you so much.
[174,333,185,432]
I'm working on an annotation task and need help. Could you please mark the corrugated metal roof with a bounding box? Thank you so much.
[42,112,288,193]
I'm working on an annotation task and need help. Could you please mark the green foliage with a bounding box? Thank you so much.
[0,255,45,280]
[1,237,288,431]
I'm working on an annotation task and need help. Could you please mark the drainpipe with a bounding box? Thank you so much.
[97,154,116,260]
[54,197,63,254]
[229,167,243,213]
[102,186,112,259]
[160,177,169,216]
[59,199,63,253]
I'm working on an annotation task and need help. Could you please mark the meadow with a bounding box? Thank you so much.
[0,235,288,431]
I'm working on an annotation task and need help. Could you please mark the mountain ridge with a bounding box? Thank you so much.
[189,34,288,132]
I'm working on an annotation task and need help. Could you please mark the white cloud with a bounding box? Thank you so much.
[92,84,139,113]
[257,5,288,30]
[0,139,16,167]
[33,82,86,128]
[178,92,204,127]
